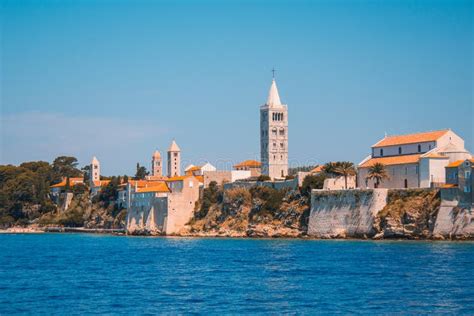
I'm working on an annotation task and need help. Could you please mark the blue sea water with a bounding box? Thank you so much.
[0,234,473,315]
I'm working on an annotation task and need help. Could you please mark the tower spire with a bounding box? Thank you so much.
[266,77,282,107]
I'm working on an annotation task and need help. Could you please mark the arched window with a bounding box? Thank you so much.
[281,113,284,121]
[398,147,402,155]
[279,128,285,136]
[418,144,421,152]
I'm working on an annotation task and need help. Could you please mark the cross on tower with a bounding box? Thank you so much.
[271,67,276,79]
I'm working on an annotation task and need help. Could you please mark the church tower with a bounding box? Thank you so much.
[260,77,288,179]
[167,140,181,177]
[151,150,162,177]
[90,156,100,186]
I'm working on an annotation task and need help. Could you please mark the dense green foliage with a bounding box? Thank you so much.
[0,157,82,227]
[134,163,149,180]
[288,165,318,175]
[249,186,288,220]
[196,181,222,219]
[301,173,327,196]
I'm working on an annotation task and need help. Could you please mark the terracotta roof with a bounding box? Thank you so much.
[194,175,204,183]
[166,175,193,182]
[372,129,449,148]
[50,177,84,188]
[310,165,323,173]
[441,184,458,188]
[135,182,170,193]
[234,160,261,168]
[187,166,201,172]
[359,154,421,168]
[446,159,474,168]
[93,180,110,187]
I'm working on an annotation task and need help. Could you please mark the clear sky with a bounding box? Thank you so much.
[1,0,472,175]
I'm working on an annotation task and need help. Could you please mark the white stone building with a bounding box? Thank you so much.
[358,129,471,189]
[260,78,288,180]
[126,175,200,235]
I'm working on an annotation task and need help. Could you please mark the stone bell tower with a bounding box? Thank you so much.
[151,150,162,177]
[167,140,181,177]
[260,77,288,180]
[90,156,100,186]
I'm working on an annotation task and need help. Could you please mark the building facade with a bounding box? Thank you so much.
[358,129,471,189]
[260,79,288,180]
[233,160,261,177]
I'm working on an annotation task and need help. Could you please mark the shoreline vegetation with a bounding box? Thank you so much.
[1,157,472,240]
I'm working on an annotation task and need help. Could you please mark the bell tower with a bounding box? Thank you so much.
[167,140,181,177]
[151,150,162,177]
[260,76,288,180]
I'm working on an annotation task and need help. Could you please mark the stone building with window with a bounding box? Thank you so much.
[358,129,471,189]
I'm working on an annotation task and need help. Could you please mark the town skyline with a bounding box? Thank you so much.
[1,0,472,175]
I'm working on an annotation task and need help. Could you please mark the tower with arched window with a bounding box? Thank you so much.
[260,78,288,179]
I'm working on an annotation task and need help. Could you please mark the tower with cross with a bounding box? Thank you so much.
[260,70,289,179]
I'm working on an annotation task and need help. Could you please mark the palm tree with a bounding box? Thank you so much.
[322,162,338,176]
[334,161,356,189]
[366,163,389,188]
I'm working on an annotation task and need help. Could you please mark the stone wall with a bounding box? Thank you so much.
[308,189,388,238]
[433,194,474,239]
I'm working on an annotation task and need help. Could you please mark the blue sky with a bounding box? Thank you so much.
[1,0,472,175]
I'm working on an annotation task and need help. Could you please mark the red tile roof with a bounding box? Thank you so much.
[372,130,449,148]
[360,154,421,168]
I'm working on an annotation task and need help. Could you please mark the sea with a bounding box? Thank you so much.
[0,234,473,315]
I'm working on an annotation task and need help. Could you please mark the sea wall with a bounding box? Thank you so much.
[309,188,473,239]
[433,200,474,239]
[308,189,388,238]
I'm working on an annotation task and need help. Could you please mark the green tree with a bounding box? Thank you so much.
[366,163,389,188]
[301,173,327,196]
[52,156,82,182]
[321,162,338,176]
[334,161,356,189]
[81,165,91,183]
[134,163,149,180]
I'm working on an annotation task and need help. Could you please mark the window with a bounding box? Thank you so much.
[279,128,285,136]
[418,144,421,152]
[466,171,471,179]
[280,142,284,148]
[272,128,277,136]
[174,153,178,157]
[464,186,471,193]
[398,147,402,154]
[404,179,408,188]
[416,165,419,174]
[380,149,384,156]
[281,113,284,121]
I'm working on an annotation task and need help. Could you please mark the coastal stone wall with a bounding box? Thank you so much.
[309,188,474,239]
[308,189,388,238]
[433,199,474,239]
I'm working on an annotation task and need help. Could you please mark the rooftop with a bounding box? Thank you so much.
[372,129,449,148]
[234,160,261,168]
[359,154,422,168]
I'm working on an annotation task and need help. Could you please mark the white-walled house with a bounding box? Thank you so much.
[358,129,471,189]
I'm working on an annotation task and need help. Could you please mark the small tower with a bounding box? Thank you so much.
[167,140,181,177]
[151,150,162,177]
[90,156,100,186]
[260,77,288,179]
